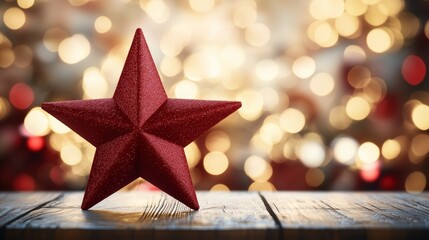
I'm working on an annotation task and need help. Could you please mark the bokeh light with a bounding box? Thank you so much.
[332,136,358,165]
[203,151,229,176]
[244,156,273,182]
[292,56,316,79]
[358,142,380,164]
[405,171,426,193]
[346,96,371,120]
[3,7,26,30]
[94,16,112,34]
[310,73,335,96]
[381,139,401,160]
[411,104,429,130]
[58,34,91,64]
[9,83,34,110]
[402,55,426,86]
[279,108,306,134]
[24,107,50,137]
[1,0,428,193]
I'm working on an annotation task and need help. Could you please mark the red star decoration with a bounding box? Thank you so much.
[42,29,241,210]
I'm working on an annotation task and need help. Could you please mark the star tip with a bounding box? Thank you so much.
[40,102,52,111]
[191,203,200,211]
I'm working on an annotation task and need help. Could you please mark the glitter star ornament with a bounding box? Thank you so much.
[42,29,241,210]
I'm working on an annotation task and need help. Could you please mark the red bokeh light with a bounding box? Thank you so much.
[49,167,64,185]
[360,162,380,182]
[8,83,34,110]
[380,176,395,190]
[402,55,426,86]
[12,174,36,191]
[27,137,44,151]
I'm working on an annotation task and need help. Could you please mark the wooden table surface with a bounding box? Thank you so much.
[0,191,428,240]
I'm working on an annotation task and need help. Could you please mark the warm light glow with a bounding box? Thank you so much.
[248,181,275,191]
[160,27,189,57]
[220,45,245,70]
[184,142,201,168]
[279,108,306,133]
[0,97,10,120]
[13,45,33,68]
[58,34,91,64]
[210,183,230,191]
[3,7,26,30]
[344,45,366,62]
[174,80,198,99]
[244,156,273,182]
[381,139,401,160]
[425,21,429,40]
[310,72,335,96]
[236,90,264,121]
[142,0,170,23]
[260,122,283,145]
[256,59,279,82]
[346,96,371,121]
[298,141,325,168]
[405,171,426,193]
[332,136,358,165]
[233,5,257,28]
[18,0,35,9]
[0,48,15,68]
[345,0,368,16]
[160,56,181,77]
[245,23,270,47]
[292,56,315,79]
[184,52,220,81]
[411,104,429,130]
[68,0,90,6]
[82,67,109,99]
[364,4,388,26]
[60,144,82,166]
[335,13,360,38]
[203,151,229,175]
[205,130,231,152]
[363,77,386,103]
[309,0,344,20]
[366,28,392,53]
[348,66,371,89]
[329,106,352,130]
[305,168,325,187]
[411,134,429,157]
[24,107,50,137]
[48,115,71,134]
[358,142,380,164]
[94,16,112,34]
[189,0,214,13]
[260,88,280,111]
[310,21,339,47]
[43,28,68,52]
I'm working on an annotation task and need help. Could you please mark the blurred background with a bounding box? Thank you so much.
[0,0,428,193]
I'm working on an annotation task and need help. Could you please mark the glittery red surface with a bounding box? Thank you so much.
[41,29,241,210]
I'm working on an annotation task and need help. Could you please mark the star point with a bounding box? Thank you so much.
[42,28,240,210]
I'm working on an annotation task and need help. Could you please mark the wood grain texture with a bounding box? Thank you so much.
[4,191,277,240]
[0,192,60,226]
[261,192,429,240]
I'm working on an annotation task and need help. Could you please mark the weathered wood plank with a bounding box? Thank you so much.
[261,192,429,240]
[4,191,277,240]
[0,192,60,226]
